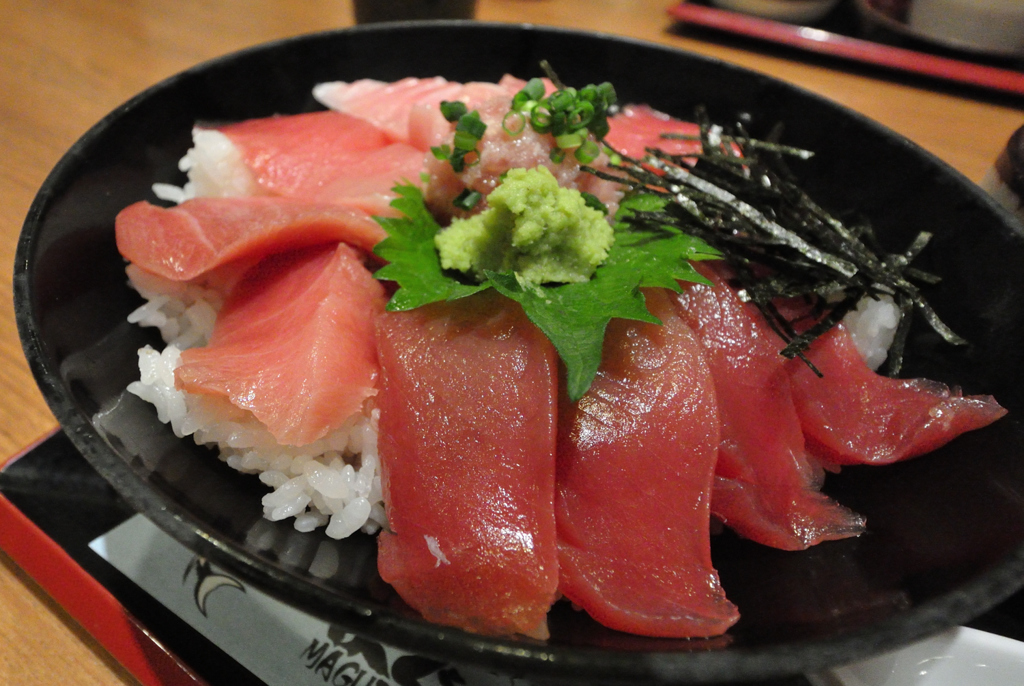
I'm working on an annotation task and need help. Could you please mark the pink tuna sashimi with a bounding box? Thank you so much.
[314,77,463,143]
[213,111,424,215]
[281,142,424,215]
[557,289,739,638]
[313,76,514,151]
[406,79,524,151]
[789,324,1007,466]
[672,268,866,551]
[496,73,556,97]
[175,243,386,446]
[375,291,558,637]
[115,196,386,282]
[218,109,390,154]
[605,104,704,160]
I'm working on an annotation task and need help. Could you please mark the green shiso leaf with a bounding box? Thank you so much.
[372,184,719,400]
[611,193,721,292]
[372,185,489,310]
[486,266,656,402]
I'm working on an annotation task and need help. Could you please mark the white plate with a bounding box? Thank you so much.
[854,0,1024,59]
[808,627,1024,686]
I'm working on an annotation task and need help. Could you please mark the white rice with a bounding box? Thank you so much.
[123,267,387,539]
[843,294,900,371]
[152,127,260,204]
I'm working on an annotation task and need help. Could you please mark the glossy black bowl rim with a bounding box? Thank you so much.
[14,21,1024,684]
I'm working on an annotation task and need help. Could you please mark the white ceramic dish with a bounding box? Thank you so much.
[712,0,841,23]
[809,627,1024,685]
[855,0,1024,59]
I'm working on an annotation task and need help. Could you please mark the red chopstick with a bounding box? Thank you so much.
[668,2,1024,97]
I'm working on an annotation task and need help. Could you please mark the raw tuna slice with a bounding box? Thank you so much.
[115,196,386,282]
[374,292,559,637]
[671,269,866,551]
[605,105,704,160]
[557,289,739,638]
[175,243,385,446]
[313,76,513,150]
[314,77,463,143]
[789,325,1007,466]
[213,111,424,213]
[496,74,556,97]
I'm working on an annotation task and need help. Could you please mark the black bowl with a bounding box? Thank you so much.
[14,21,1024,685]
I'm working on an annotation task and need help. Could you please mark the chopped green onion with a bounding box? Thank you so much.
[522,77,546,100]
[574,139,601,164]
[555,133,584,149]
[430,144,451,161]
[504,63,618,166]
[455,111,487,139]
[531,107,552,133]
[571,101,594,128]
[548,89,575,112]
[449,148,479,173]
[433,106,488,174]
[502,111,526,136]
[453,129,480,151]
[440,100,468,122]
[452,188,483,211]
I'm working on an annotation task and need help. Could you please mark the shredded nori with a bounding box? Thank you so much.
[588,107,965,377]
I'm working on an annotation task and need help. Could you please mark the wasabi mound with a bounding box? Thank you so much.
[435,166,614,285]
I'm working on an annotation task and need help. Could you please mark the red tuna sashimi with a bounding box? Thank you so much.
[374,292,558,637]
[313,76,513,151]
[115,196,386,282]
[213,111,424,215]
[556,289,739,637]
[789,324,1007,466]
[605,105,704,160]
[175,243,385,446]
[671,269,866,551]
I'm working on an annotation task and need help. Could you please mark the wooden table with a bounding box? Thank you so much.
[0,0,1020,683]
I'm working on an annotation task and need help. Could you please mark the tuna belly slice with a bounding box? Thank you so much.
[374,292,559,637]
[313,76,514,150]
[305,142,426,215]
[556,289,739,638]
[115,196,386,282]
[672,270,865,551]
[789,325,1007,466]
[175,243,386,446]
[218,111,424,212]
